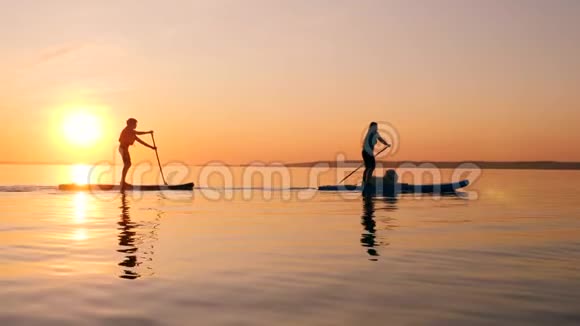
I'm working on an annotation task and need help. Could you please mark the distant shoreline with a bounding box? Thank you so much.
[1,161,580,170]
[285,161,580,170]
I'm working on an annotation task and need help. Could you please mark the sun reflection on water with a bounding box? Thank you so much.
[72,228,88,241]
[72,192,89,241]
[73,192,86,223]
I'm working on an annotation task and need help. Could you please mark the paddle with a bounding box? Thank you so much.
[339,145,391,184]
[151,132,168,185]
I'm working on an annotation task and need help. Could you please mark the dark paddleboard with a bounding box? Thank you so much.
[318,180,469,195]
[58,182,194,191]
[396,180,469,194]
[318,184,362,191]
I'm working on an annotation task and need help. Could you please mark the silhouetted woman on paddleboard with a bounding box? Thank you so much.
[362,122,390,185]
[119,118,156,189]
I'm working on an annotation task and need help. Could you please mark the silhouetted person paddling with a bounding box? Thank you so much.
[119,118,156,189]
[362,122,391,185]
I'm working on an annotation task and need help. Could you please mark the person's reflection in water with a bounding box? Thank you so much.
[118,193,141,279]
[383,196,399,212]
[361,195,398,261]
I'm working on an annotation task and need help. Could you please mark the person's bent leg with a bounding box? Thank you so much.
[363,167,369,184]
[366,156,376,185]
[370,166,375,182]
[362,151,369,184]
[119,147,131,187]
[362,151,376,185]
[121,163,130,185]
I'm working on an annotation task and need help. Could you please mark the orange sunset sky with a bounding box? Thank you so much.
[1,0,579,165]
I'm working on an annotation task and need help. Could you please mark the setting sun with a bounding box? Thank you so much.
[63,112,102,146]
[71,164,91,185]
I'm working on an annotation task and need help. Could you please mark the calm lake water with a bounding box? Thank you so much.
[1,165,580,325]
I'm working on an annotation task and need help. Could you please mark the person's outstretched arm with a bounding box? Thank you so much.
[135,130,153,135]
[377,134,391,147]
[135,137,156,150]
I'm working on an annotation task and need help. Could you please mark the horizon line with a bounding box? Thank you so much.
[2,160,580,167]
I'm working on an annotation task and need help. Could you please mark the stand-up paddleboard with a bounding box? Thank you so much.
[58,182,194,191]
[318,180,469,195]
[319,169,469,196]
